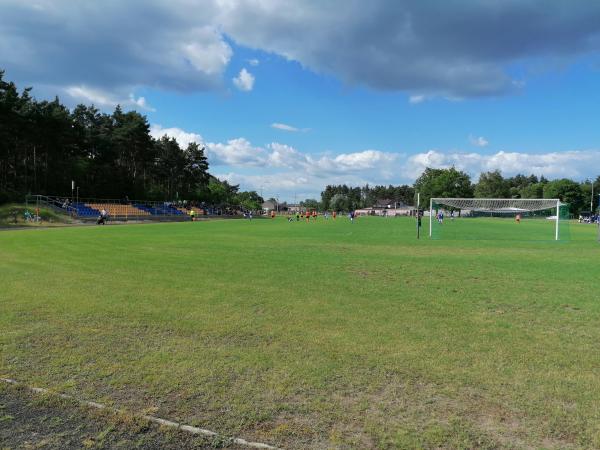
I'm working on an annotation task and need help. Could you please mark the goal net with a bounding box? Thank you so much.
[429,198,570,241]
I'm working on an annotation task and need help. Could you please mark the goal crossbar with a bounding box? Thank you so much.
[429,198,562,240]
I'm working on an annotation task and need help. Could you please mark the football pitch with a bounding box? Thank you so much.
[1,217,599,448]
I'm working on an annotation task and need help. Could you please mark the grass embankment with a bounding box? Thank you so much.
[0,203,75,227]
[1,217,599,448]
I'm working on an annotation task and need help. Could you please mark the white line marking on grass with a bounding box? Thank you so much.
[1,378,279,449]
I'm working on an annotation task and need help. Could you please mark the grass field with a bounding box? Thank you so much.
[1,216,600,448]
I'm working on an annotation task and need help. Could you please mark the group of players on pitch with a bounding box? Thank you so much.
[271,210,357,223]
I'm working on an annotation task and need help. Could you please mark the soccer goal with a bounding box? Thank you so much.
[429,198,570,241]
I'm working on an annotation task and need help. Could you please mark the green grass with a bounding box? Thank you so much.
[431,214,573,242]
[1,217,600,448]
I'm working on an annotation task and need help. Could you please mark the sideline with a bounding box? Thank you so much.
[1,378,279,449]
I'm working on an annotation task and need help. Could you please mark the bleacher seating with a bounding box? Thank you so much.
[72,202,101,217]
[133,203,185,216]
[70,201,190,218]
[87,203,150,217]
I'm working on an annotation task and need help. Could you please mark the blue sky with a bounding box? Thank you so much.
[3,0,600,201]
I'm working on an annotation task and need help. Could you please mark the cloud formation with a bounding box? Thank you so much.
[218,1,600,98]
[0,0,231,104]
[404,149,600,181]
[232,68,255,91]
[150,125,203,149]
[271,122,310,132]
[64,85,155,111]
[469,135,489,147]
[3,1,600,101]
[150,124,600,199]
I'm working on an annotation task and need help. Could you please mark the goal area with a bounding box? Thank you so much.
[429,198,570,241]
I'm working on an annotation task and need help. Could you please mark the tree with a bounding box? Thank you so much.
[474,170,509,198]
[329,193,350,212]
[579,177,600,213]
[235,190,263,211]
[182,143,209,199]
[543,179,585,214]
[520,183,544,199]
[301,198,320,211]
[413,167,473,208]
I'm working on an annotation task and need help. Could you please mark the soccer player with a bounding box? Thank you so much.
[332,211,337,220]
[515,213,521,224]
[313,210,317,220]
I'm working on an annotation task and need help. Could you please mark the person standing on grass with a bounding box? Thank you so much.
[333,211,337,220]
[515,213,521,224]
[190,208,195,222]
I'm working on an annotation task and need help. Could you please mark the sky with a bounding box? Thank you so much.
[2,0,600,201]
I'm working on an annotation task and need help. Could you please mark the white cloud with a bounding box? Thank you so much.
[179,26,233,76]
[232,68,255,91]
[206,138,266,166]
[311,150,398,174]
[150,125,203,148]
[65,86,116,107]
[64,85,155,111]
[128,94,156,112]
[266,142,305,168]
[247,58,260,66]
[404,149,600,180]
[409,95,426,104]
[155,125,600,200]
[469,135,489,147]
[211,146,600,199]
[271,122,299,132]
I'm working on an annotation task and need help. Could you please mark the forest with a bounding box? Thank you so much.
[0,71,263,210]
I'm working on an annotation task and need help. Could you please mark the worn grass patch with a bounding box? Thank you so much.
[1,216,599,448]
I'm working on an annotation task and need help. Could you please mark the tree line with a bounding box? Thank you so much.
[316,184,415,212]
[315,169,599,214]
[0,70,263,210]
[414,168,599,214]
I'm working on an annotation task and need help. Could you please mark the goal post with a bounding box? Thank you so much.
[428,198,568,241]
